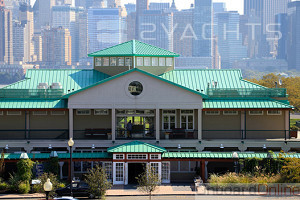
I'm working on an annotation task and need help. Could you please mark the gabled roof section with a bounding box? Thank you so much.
[88,40,180,57]
[107,141,167,153]
[3,69,110,95]
[64,68,207,98]
[159,69,263,95]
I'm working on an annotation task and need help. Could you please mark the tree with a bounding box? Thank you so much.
[84,165,112,199]
[0,151,5,178]
[137,165,161,200]
[17,159,34,182]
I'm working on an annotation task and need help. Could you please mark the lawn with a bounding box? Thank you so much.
[290,119,300,127]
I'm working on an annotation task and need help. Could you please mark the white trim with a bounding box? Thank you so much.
[162,109,176,130]
[32,111,48,116]
[76,109,91,115]
[94,109,109,115]
[113,154,125,160]
[7,111,21,116]
[113,162,125,185]
[223,111,238,115]
[267,110,282,115]
[249,111,264,115]
[150,154,161,160]
[205,111,220,115]
[161,161,170,184]
[51,111,66,116]
[127,154,148,160]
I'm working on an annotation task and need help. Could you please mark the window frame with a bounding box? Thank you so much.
[0,111,3,115]
[249,111,264,115]
[205,111,220,115]
[267,110,282,115]
[51,111,66,116]
[152,57,159,66]
[94,109,109,115]
[137,57,144,66]
[166,58,173,67]
[159,57,166,66]
[95,57,102,67]
[33,111,48,116]
[7,111,22,116]
[162,110,176,130]
[223,111,238,115]
[76,109,91,116]
[144,57,151,66]
[180,110,194,130]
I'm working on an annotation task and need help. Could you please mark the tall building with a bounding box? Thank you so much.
[107,0,121,8]
[138,10,173,51]
[125,3,135,15]
[42,26,72,66]
[0,0,14,64]
[193,0,212,57]
[36,0,55,31]
[88,8,127,53]
[275,13,288,60]
[287,1,300,70]
[32,34,42,62]
[173,9,193,57]
[215,11,247,68]
[149,3,170,11]
[13,21,24,62]
[135,0,149,39]
[244,0,263,18]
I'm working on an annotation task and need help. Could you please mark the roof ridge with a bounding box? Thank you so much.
[89,40,134,56]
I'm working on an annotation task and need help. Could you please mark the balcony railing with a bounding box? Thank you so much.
[116,129,155,140]
[74,129,112,140]
[160,129,198,140]
[0,89,64,99]
[0,129,68,140]
[206,88,287,98]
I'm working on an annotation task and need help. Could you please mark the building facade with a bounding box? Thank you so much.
[0,40,297,184]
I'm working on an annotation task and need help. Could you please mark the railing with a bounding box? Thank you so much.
[160,129,198,140]
[0,129,68,140]
[0,89,64,99]
[73,129,112,140]
[202,130,243,140]
[206,88,287,98]
[116,129,155,140]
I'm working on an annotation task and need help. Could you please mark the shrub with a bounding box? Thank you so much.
[278,157,300,183]
[18,182,30,194]
[33,172,63,197]
[44,157,59,176]
[8,173,20,193]
[0,182,8,190]
[17,159,34,182]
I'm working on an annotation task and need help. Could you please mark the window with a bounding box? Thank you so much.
[128,81,143,96]
[162,162,170,182]
[166,58,173,66]
[137,57,143,66]
[76,109,91,115]
[205,111,220,115]
[33,111,47,116]
[150,154,160,160]
[150,163,159,175]
[110,57,117,66]
[103,57,109,66]
[95,57,102,66]
[103,162,112,181]
[180,110,194,130]
[0,111,3,115]
[163,110,176,130]
[159,57,165,66]
[94,109,109,115]
[125,57,132,66]
[115,163,124,182]
[115,154,124,159]
[118,57,124,66]
[127,154,147,160]
[249,111,263,115]
[144,57,151,66]
[7,111,21,115]
[267,110,282,115]
[223,111,238,115]
[152,57,158,66]
[51,111,65,115]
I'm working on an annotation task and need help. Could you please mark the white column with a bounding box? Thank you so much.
[59,162,64,179]
[112,108,116,141]
[156,109,160,141]
[285,110,289,139]
[241,111,245,139]
[205,161,208,180]
[69,109,73,139]
[198,109,202,140]
[125,162,128,185]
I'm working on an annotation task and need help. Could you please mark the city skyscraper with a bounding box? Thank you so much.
[0,0,14,64]
[287,1,300,70]
[215,11,247,68]
[88,8,127,53]
[244,0,263,18]
[36,0,55,31]
[275,13,288,60]
[193,0,212,57]
[135,0,149,39]
[107,0,121,8]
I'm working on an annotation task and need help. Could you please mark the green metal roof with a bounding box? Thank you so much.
[203,99,293,109]
[159,69,264,94]
[0,99,67,109]
[107,141,167,153]
[3,69,110,95]
[88,40,180,57]
[162,152,233,159]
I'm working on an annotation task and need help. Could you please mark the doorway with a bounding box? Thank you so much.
[128,163,146,184]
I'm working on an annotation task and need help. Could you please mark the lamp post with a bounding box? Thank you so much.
[43,178,53,200]
[68,138,74,197]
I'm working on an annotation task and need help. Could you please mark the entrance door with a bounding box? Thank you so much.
[128,163,146,184]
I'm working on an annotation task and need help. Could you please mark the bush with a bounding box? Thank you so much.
[18,182,30,194]
[32,172,64,197]
[44,157,59,176]
[0,182,8,190]
[17,159,34,182]
[8,173,20,193]
[278,157,300,183]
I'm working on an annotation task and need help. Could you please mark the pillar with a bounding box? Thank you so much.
[112,108,116,141]
[25,111,30,139]
[198,109,202,140]
[156,109,160,141]
[241,110,245,139]
[201,161,205,182]
[59,162,64,179]
[69,109,73,139]
[285,110,289,140]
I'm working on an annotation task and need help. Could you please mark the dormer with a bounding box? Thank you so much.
[88,40,180,76]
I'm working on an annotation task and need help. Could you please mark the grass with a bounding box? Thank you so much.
[290,119,300,127]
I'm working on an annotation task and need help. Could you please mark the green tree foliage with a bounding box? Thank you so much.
[84,165,112,199]
[279,157,300,183]
[32,172,65,197]
[0,151,5,178]
[137,165,161,200]
[16,159,34,182]
[247,73,300,110]
[44,157,59,176]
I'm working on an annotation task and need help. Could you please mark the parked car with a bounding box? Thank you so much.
[55,182,94,198]
[54,197,79,200]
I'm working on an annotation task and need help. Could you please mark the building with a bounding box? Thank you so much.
[106,0,121,8]
[135,0,149,39]
[124,3,135,15]
[36,0,55,31]
[275,13,288,60]
[233,58,288,71]
[149,3,170,11]
[88,8,127,54]
[32,34,42,62]
[12,21,24,62]
[193,0,212,57]
[175,57,212,69]
[287,1,300,70]
[0,40,296,184]
[215,11,247,68]
[244,0,263,18]
[0,0,13,64]
[41,26,72,66]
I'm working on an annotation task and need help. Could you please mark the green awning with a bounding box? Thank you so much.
[107,141,167,153]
